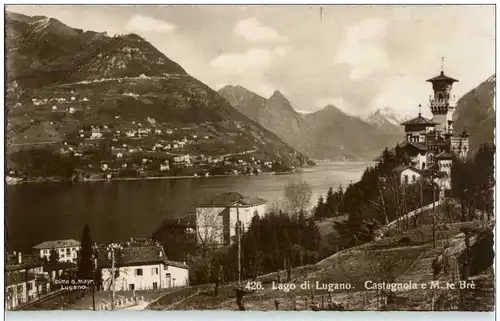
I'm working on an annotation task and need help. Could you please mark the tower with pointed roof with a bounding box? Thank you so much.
[396,58,470,197]
[426,57,458,135]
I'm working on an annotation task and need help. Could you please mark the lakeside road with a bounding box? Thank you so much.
[5,170,296,185]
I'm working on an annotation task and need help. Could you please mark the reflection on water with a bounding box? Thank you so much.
[6,162,372,252]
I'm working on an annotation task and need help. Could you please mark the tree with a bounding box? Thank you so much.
[192,206,226,284]
[78,224,94,279]
[49,247,59,264]
[284,181,312,215]
[325,187,335,217]
[314,195,326,219]
[153,217,196,262]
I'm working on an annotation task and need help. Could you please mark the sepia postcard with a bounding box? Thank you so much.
[4,4,495,315]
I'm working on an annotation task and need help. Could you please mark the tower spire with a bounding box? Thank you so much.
[441,56,444,74]
[418,103,422,116]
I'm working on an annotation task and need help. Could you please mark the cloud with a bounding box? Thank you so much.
[126,14,177,34]
[334,18,389,81]
[209,48,283,97]
[273,46,288,56]
[210,48,275,74]
[234,17,288,43]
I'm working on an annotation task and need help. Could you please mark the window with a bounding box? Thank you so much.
[153,282,158,290]
[27,282,33,291]
[404,175,408,184]
[412,175,416,183]
[151,267,159,276]
[60,253,65,258]
[66,248,71,255]
[135,268,143,276]
[129,284,135,291]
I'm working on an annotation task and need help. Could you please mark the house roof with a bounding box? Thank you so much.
[5,254,45,272]
[6,272,36,286]
[436,151,453,160]
[239,196,268,206]
[426,71,459,83]
[399,141,428,152]
[33,239,80,250]
[401,114,437,126]
[197,192,267,207]
[393,165,423,175]
[96,244,188,269]
[43,262,76,273]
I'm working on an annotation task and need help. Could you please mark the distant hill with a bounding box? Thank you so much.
[453,74,495,153]
[5,11,311,173]
[219,86,402,160]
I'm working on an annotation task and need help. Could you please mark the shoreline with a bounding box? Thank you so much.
[5,170,297,186]
[6,161,373,186]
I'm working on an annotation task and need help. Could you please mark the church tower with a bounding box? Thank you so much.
[426,57,459,135]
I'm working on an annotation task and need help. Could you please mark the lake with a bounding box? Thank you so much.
[6,162,372,252]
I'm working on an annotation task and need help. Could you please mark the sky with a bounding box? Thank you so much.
[7,5,496,117]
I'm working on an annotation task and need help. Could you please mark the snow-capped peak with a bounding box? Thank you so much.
[365,107,411,127]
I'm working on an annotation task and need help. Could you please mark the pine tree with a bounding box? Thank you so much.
[326,186,336,217]
[314,195,325,219]
[304,217,321,251]
[49,246,59,264]
[78,224,94,279]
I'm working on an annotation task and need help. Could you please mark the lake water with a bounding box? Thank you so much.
[6,162,372,252]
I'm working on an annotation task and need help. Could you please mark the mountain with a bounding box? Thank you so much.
[218,86,308,150]
[6,11,311,174]
[364,108,409,135]
[302,105,402,159]
[219,86,402,160]
[453,74,495,153]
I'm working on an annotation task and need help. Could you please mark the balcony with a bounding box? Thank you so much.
[429,96,456,107]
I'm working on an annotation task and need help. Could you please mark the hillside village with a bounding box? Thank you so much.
[6,81,305,183]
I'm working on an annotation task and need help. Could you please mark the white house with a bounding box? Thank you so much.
[195,192,267,246]
[126,130,137,138]
[394,165,423,185]
[174,154,191,164]
[33,239,81,263]
[90,132,103,140]
[5,272,50,310]
[5,252,51,310]
[98,244,189,291]
[160,162,170,171]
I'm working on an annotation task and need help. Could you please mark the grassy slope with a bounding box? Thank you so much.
[150,203,493,311]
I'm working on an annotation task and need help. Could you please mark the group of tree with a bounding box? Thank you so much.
[152,216,197,262]
[188,210,322,286]
[313,185,344,219]
[8,147,78,179]
[451,143,495,221]
[314,145,435,224]
[186,180,321,286]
